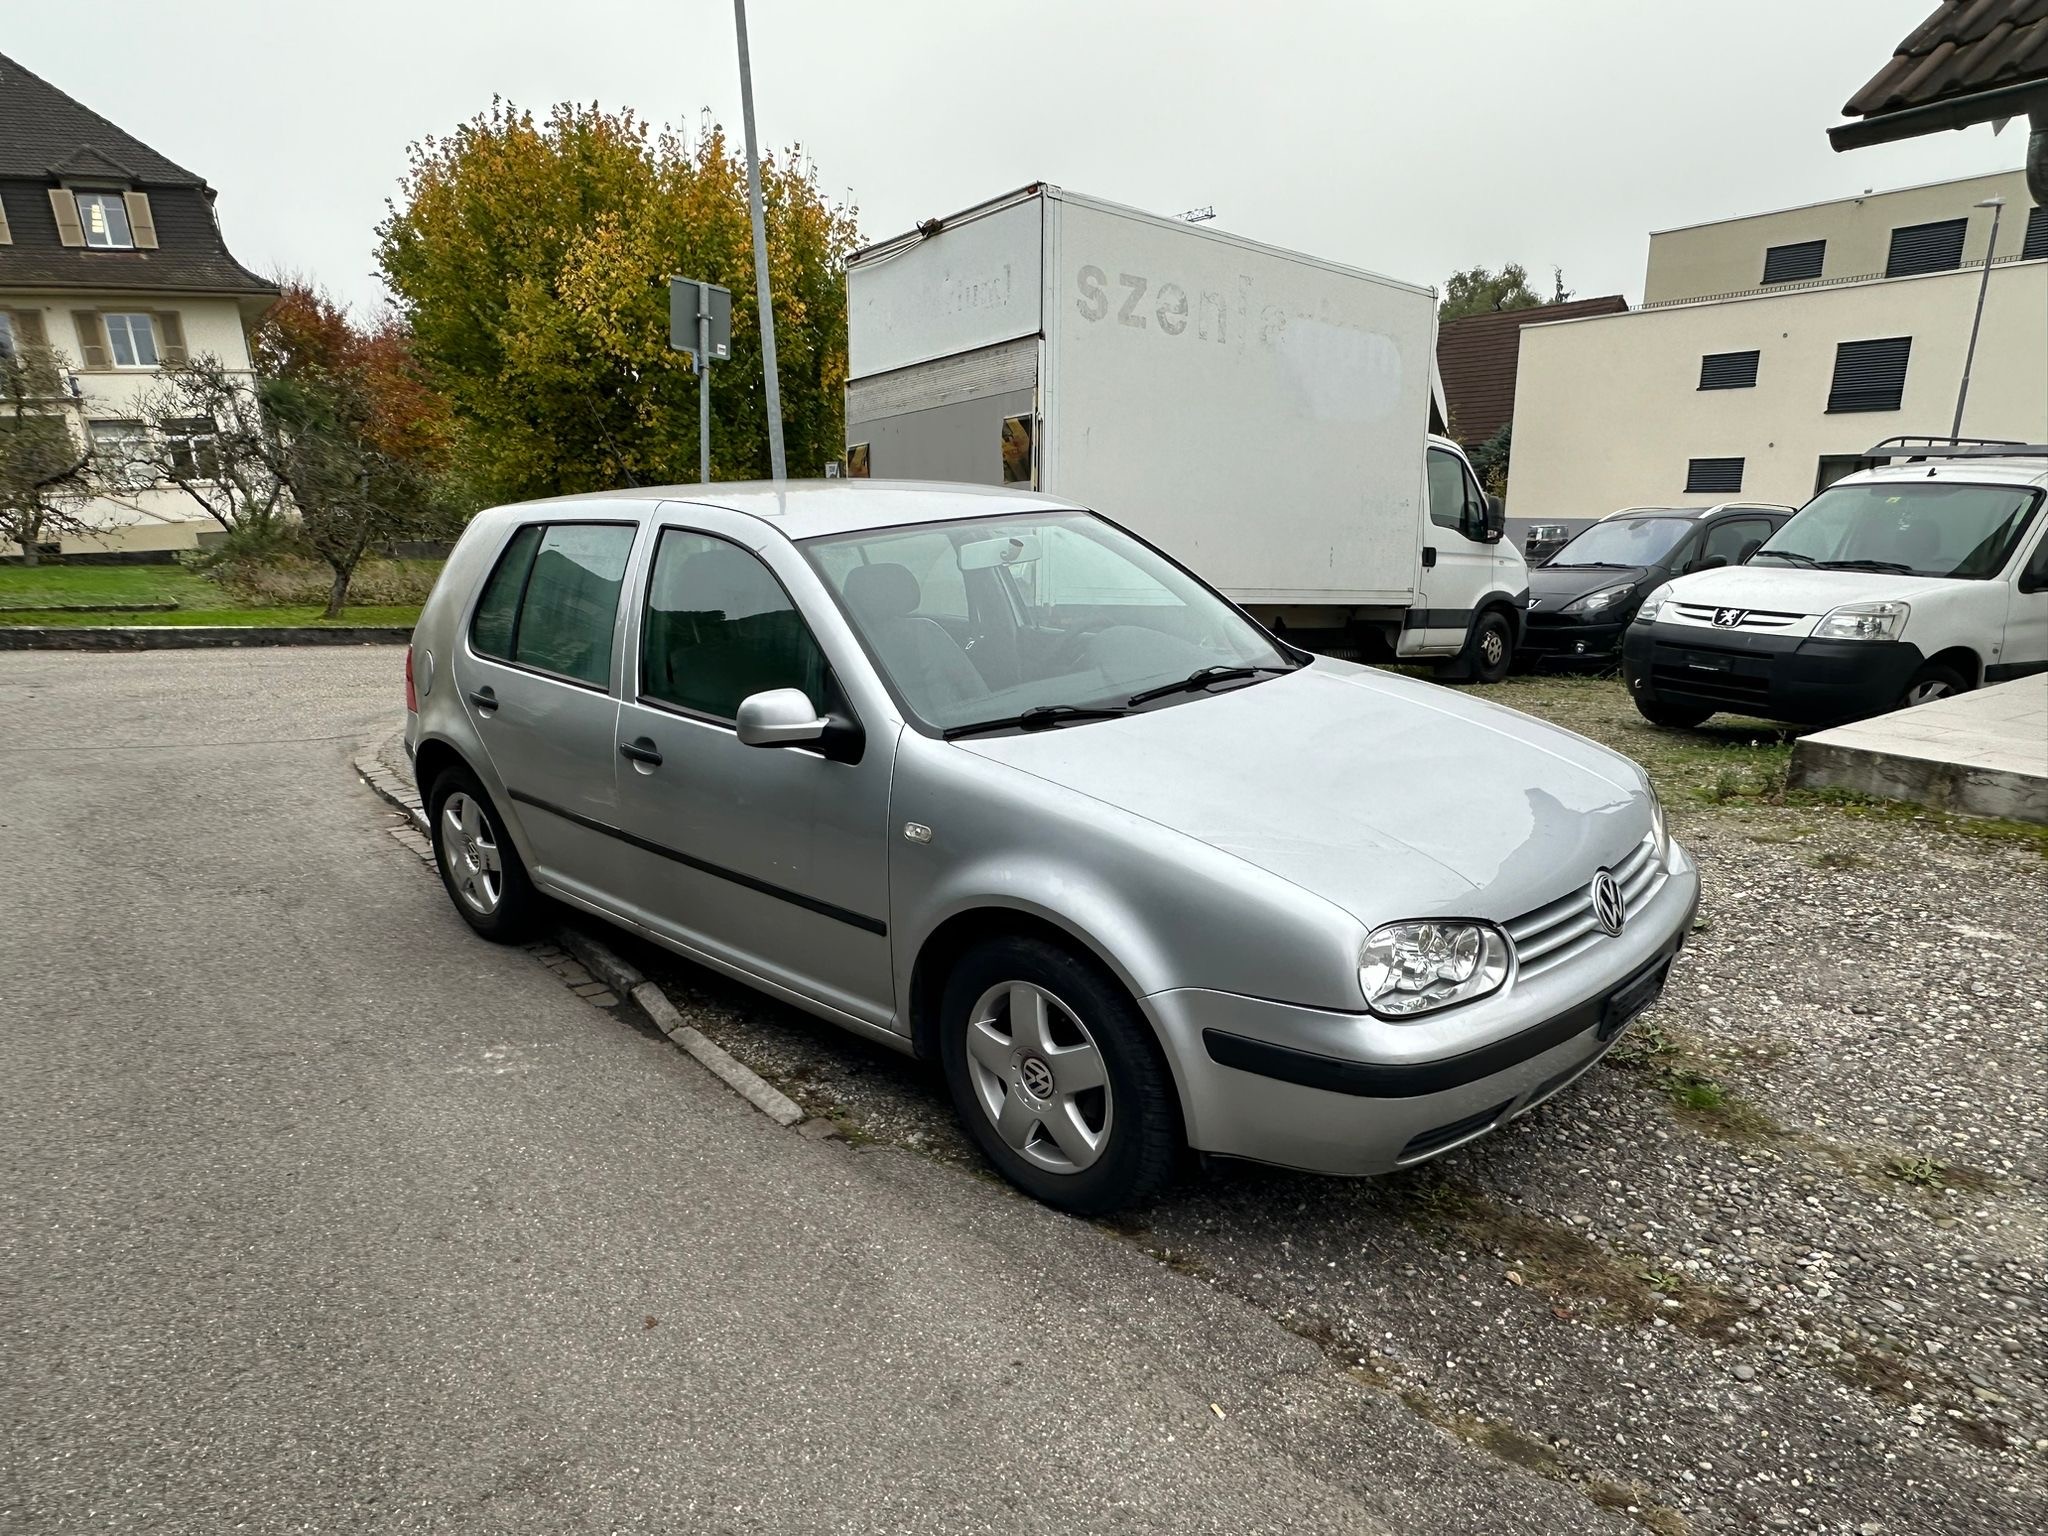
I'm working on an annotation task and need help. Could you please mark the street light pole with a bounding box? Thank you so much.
[1950,196,2004,440]
[732,0,786,481]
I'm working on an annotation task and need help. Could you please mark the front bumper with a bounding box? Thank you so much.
[1523,613,1629,659]
[1144,844,1701,1176]
[1622,621,1921,724]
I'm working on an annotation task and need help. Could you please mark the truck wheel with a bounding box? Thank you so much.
[1634,696,1714,729]
[939,936,1179,1215]
[1898,663,1967,709]
[1438,610,1514,685]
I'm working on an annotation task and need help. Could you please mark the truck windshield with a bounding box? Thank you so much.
[1547,517,1690,567]
[803,510,1296,733]
[1754,483,2042,580]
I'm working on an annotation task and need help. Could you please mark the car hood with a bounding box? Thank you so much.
[1666,566,1974,614]
[1530,564,1651,603]
[956,660,1650,927]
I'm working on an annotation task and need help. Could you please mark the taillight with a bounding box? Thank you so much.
[404,645,417,712]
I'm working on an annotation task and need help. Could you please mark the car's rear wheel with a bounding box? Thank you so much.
[1898,663,1968,710]
[428,766,539,942]
[1633,695,1715,728]
[938,936,1178,1215]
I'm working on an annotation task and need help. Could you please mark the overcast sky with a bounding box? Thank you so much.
[10,0,2025,316]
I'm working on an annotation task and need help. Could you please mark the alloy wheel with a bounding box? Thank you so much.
[441,792,504,914]
[962,981,1113,1174]
[1903,679,1955,706]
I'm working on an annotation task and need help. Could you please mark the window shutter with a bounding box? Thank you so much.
[1885,219,1966,278]
[13,308,49,348]
[1761,240,1824,285]
[123,191,159,250]
[0,194,11,245]
[2024,206,2048,263]
[1826,337,1912,413]
[1685,457,1744,494]
[154,310,189,367]
[71,310,110,369]
[49,188,86,247]
[1698,350,1760,390]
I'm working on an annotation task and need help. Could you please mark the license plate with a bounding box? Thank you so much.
[1598,965,1667,1041]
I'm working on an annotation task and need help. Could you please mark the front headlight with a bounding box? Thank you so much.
[1564,583,1636,616]
[1360,921,1512,1017]
[1814,600,1909,642]
[1634,583,1673,623]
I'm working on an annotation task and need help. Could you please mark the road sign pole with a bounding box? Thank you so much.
[698,307,712,484]
[733,0,786,481]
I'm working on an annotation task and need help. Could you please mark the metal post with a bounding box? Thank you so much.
[733,0,786,481]
[698,307,711,483]
[1950,197,2004,440]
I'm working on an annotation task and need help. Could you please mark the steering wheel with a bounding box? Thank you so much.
[1044,626,1099,673]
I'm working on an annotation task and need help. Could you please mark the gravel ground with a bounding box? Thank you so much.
[389,677,2048,1536]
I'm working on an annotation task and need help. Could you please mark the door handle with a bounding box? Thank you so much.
[1421,546,1438,569]
[619,738,663,767]
[468,687,498,713]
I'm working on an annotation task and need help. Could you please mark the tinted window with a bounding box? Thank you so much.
[642,530,827,719]
[470,523,633,686]
[470,524,540,660]
[1699,518,1773,567]
[1426,449,1469,533]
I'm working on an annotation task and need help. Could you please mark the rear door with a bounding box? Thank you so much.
[452,518,636,910]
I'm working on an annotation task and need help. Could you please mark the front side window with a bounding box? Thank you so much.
[805,510,1293,732]
[75,192,133,249]
[104,313,159,368]
[1548,517,1692,568]
[469,522,634,686]
[1425,448,1471,533]
[641,529,827,719]
[1756,483,2042,581]
[1698,518,1773,568]
[88,419,153,490]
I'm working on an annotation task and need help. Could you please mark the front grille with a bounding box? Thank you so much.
[1506,833,1666,978]
[1397,1099,1514,1164]
[1671,603,1803,631]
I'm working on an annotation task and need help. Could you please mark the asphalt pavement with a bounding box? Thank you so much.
[0,648,1620,1535]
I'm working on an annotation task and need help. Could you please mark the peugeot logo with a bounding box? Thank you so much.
[1018,1055,1056,1101]
[1712,607,1746,629]
[1591,870,1627,937]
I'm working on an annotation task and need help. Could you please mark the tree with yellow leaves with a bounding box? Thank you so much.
[377,101,859,502]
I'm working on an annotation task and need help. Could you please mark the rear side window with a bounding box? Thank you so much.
[470,522,636,687]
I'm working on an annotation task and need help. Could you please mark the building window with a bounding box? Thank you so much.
[90,420,155,490]
[1698,350,1760,390]
[0,312,12,361]
[1685,457,1744,494]
[1885,219,1966,278]
[2024,206,2048,263]
[1826,336,1912,413]
[1761,240,1824,285]
[75,191,134,249]
[165,418,220,481]
[103,313,160,369]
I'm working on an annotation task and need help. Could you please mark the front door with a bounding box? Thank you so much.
[1407,446,1495,654]
[610,518,896,1027]
[2002,527,2048,675]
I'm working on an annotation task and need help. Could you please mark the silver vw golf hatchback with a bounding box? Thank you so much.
[406,482,1698,1213]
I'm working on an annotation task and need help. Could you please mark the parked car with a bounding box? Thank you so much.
[1624,443,2048,727]
[1524,502,1793,664]
[1524,523,1575,564]
[406,481,1699,1213]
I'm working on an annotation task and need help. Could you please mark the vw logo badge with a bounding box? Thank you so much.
[1018,1055,1056,1101]
[1591,870,1627,936]
[1712,607,1745,628]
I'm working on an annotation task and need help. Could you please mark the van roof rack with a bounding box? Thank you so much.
[1863,436,2048,462]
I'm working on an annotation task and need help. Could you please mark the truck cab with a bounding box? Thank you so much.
[1407,434,1526,682]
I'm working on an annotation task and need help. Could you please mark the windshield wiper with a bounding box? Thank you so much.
[1124,663,1294,707]
[1749,549,1818,567]
[1548,560,1636,570]
[942,703,1133,740]
[1816,558,1917,575]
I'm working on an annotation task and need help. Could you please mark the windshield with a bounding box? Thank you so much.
[803,510,1293,732]
[1756,482,2042,579]
[1546,517,1690,567]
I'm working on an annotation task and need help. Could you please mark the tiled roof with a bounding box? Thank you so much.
[1435,296,1628,447]
[0,180,277,296]
[1841,0,2048,119]
[0,51,205,187]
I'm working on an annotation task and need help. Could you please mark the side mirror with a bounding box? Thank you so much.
[1696,555,1729,571]
[735,688,828,749]
[1481,493,1506,543]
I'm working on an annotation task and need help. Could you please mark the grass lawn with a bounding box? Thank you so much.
[0,561,425,628]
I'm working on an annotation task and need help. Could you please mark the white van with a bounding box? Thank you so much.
[1622,441,2048,726]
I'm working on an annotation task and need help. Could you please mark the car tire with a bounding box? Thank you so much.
[1897,663,1968,710]
[1437,609,1515,686]
[1633,695,1715,729]
[428,765,540,942]
[938,936,1179,1215]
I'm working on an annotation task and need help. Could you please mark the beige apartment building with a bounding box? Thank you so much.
[1509,171,2047,524]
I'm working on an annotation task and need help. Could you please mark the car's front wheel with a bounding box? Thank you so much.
[1898,663,1968,710]
[939,936,1179,1215]
[428,766,540,942]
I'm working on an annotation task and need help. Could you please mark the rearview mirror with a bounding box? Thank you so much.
[735,688,828,748]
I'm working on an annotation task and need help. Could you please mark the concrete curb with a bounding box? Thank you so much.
[353,738,809,1131]
[0,624,411,650]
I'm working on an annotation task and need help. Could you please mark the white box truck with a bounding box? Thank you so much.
[844,184,1529,679]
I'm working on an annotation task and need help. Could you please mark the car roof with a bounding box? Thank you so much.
[490,479,1091,541]
[1835,458,2048,491]
[1600,503,1791,522]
